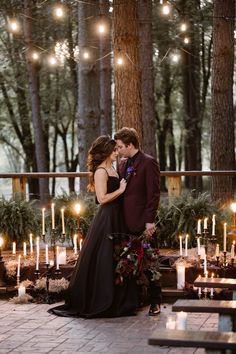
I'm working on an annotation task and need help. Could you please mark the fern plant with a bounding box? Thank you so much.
[0,197,41,246]
[156,192,231,248]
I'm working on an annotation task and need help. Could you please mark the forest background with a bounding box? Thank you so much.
[0,0,235,204]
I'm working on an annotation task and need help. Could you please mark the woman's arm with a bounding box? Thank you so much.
[95,169,126,204]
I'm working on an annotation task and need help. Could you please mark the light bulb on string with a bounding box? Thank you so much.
[54,5,64,18]
[32,52,39,61]
[8,20,20,33]
[48,56,57,66]
[162,4,171,15]
[97,23,106,35]
[183,37,190,44]
[83,51,90,60]
[171,52,180,64]
[116,57,124,66]
[180,23,187,32]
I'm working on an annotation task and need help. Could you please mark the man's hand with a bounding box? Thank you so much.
[144,223,156,238]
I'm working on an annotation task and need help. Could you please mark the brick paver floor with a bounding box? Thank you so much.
[0,300,218,354]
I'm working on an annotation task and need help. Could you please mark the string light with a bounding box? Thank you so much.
[183,37,190,44]
[32,52,40,61]
[8,20,20,33]
[97,23,106,34]
[83,51,90,60]
[116,57,124,66]
[180,23,187,32]
[162,4,171,15]
[48,56,57,66]
[171,52,180,64]
[54,6,64,18]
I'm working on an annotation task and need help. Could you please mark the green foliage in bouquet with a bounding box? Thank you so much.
[50,191,98,242]
[156,192,231,248]
[0,197,41,245]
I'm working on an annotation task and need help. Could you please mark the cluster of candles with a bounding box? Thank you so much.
[14,234,83,277]
[197,272,214,297]
[166,311,187,330]
[179,216,235,257]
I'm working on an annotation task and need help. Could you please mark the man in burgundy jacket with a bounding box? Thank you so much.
[114,127,161,316]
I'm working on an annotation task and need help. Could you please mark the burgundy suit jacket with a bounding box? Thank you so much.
[118,151,160,233]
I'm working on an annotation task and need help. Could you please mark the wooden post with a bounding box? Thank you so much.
[12,177,26,199]
[167,176,181,198]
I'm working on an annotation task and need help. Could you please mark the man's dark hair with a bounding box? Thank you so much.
[114,127,140,149]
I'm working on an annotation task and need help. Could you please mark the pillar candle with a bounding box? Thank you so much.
[17,255,21,276]
[197,219,201,234]
[176,264,185,289]
[29,233,33,254]
[197,237,201,255]
[231,243,235,259]
[166,316,176,329]
[61,208,65,234]
[12,242,16,255]
[215,243,220,257]
[179,235,183,256]
[212,214,216,236]
[73,234,78,254]
[185,234,188,257]
[176,311,187,330]
[45,244,49,264]
[42,208,45,235]
[51,203,55,230]
[23,242,27,257]
[204,217,208,230]
[18,286,26,297]
[223,222,227,252]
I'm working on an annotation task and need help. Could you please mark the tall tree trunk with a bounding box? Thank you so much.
[99,0,112,136]
[23,0,49,203]
[211,0,235,204]
[138,0,157,158]
[113,0,142,143]
[77,0,100,192]
[180,0,202,192]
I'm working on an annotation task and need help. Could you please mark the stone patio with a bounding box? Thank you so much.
[0,300,218,353]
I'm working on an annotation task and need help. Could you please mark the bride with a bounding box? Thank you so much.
[49,135,138,318]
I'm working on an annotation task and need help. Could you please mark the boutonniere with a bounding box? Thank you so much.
[125,166,136,183]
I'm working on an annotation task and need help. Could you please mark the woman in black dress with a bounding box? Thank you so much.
[49,136,138,318]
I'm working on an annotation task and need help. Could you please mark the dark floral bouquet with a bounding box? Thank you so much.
[109,233,161,286]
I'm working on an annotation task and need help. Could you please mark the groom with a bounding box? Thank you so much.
[114,127,161,316]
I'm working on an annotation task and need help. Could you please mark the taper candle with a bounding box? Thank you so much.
[204,217,208,230]
[197,219,201,234]
[51,203,55,230]
[42,208,45,235]
[73,234,78,254]
[17,255,21,276]
[197,237,201,256]
[23,242,27,257]
[61,208,65,234]
[223,223,227,252]
[45,244,49,264]
[29,233,33,254]
[12,242,16,255]
[179,235,183,256]
[185,234,188,257]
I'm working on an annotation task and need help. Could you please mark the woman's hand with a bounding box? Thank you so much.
[119,178,127,193]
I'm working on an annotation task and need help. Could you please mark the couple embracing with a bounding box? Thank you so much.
[49,127,161,318]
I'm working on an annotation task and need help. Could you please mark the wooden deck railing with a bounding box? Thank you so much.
[0,170,236,199]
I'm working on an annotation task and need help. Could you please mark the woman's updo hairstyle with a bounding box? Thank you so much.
[87,135,116,191]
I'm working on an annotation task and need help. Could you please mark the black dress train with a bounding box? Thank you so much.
[49,176,138,318]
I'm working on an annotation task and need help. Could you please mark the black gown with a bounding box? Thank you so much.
[49,176,138,318]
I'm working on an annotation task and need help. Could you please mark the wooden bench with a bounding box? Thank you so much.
[194,276,236,300]
[172,299,236,331]
[148,329,236,353]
